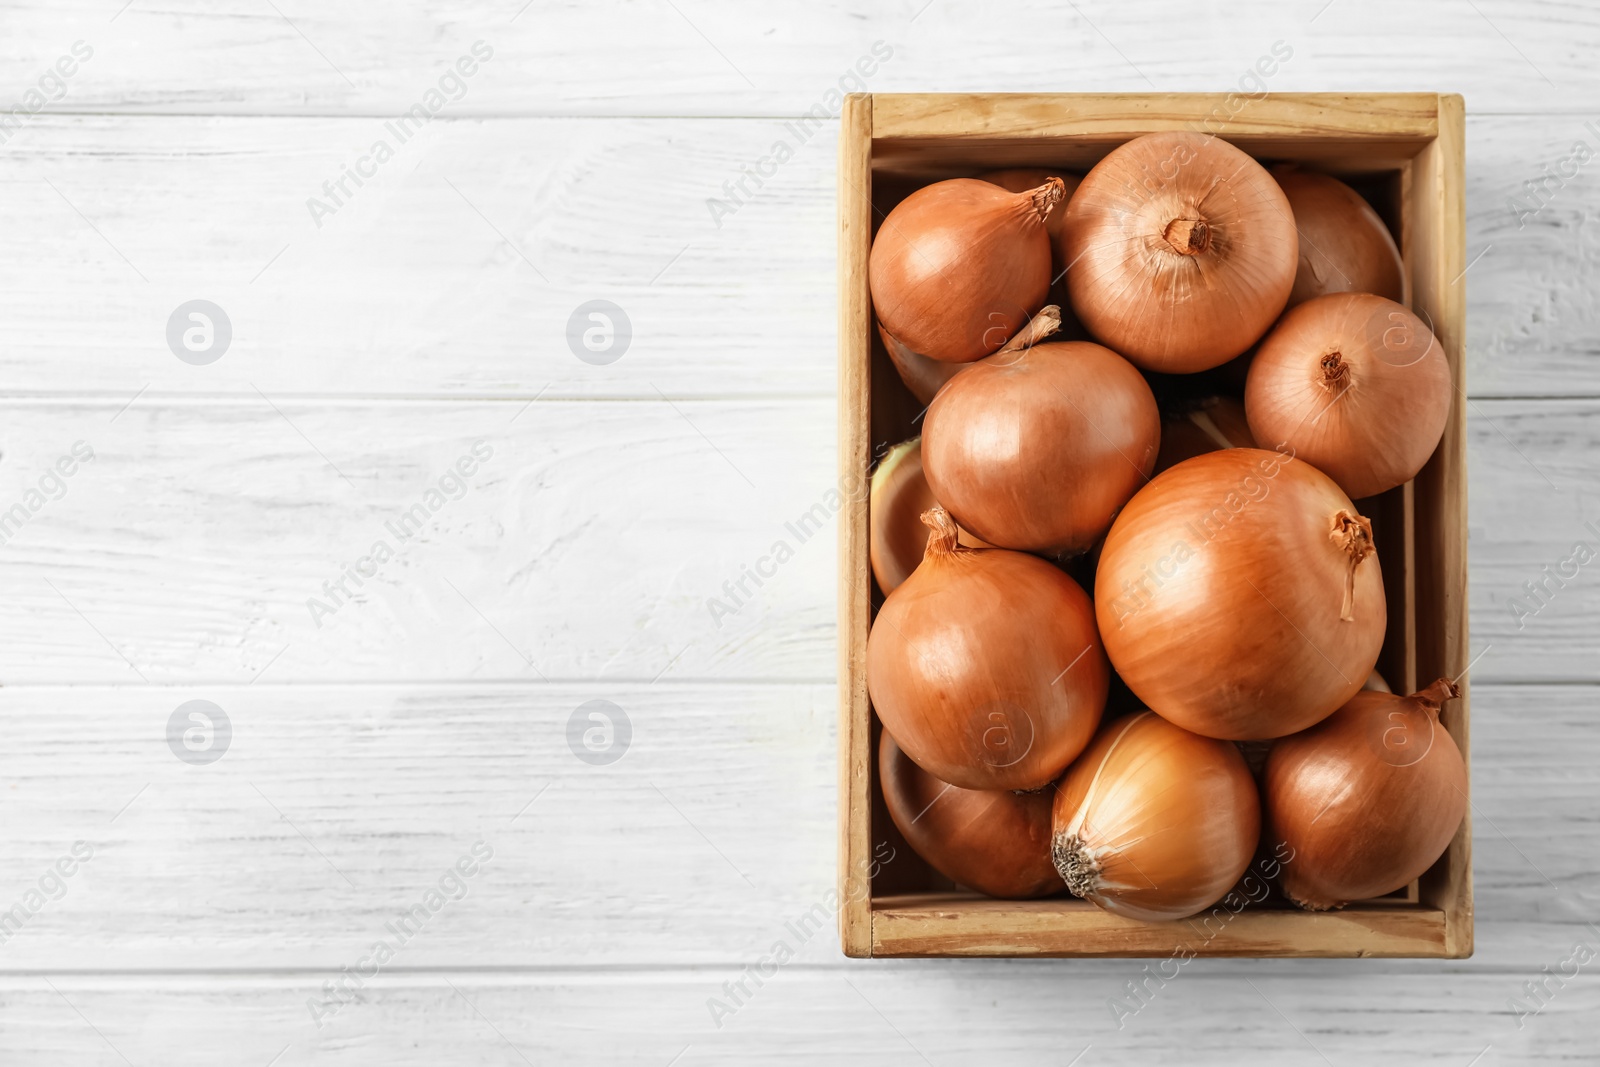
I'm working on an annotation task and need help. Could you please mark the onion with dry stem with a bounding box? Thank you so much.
[1245,291,1452,500]
[1273,166,1407,308]
[1062,132,1297,372]
[869,438,987,595]
[1095,448,1386,740]
[867,506,1108,790]
[1051,711,1260,921]
[879,730,1063,899]
[1265,679,1467,910]
[870,177,1063,364]
[923,329,1159,555]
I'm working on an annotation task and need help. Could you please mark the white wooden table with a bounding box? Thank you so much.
[0,1,1595,1062]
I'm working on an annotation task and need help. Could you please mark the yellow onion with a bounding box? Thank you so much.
[1245,292,1452,500]
[1273,166,1407,308]
[870,176,1064,363]
[1265,679,1467,909]
[1363,669,1391,693]
[867,506,1107,790]
[868,438,988,595]
[1095,448,1386,740]
[879,730,1063,899]
[1153,396,1256,476]
[1062,132,1297,372]
[922,337,1159,555]
[1051,711,1260,921]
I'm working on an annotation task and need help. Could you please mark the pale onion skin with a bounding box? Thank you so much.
[1051,711,1260,922]
[922,340,1160,555]
[878,730,1064,899]
[1363,668,1391,693]
[1245,292,1452,501]
[868,438,988,595]
[1265,679,1467,910]
[866,507,1108,790]
[1062,132,1297,373]
[1153,396,1257,476]
[870,177,1061,363]
[1273,166,1408,308]
[1094,448,1386,740]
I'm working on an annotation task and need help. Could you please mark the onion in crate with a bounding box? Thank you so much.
[879,731,1063,899]
[867,507,1108,791]
[1094,448,1385,740]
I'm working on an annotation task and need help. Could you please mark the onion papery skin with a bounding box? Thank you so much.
[1051,711,1260,922]
[867,507,1108,790]
[1265,679,1467,910]
[879,323,968,406]
[1062,132,1297,373]
[879,730,1064,899]
[1273,166,1407,308]
[1094,448,1386,740]
[1153,396,1256,476]
[870,177,1061,364]
[869,439,988,595]
[922,340,1159,555]
[1245,292,1452,500]
[979,169,1083,297]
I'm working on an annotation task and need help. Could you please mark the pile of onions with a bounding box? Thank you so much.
[870,176,1063,364]
[1094,448,1385,739]
[868,438,987,595]
[1152,396,1255,475]
[1062,132,1297,373]
[866,506,1107,790]
[862,136,1464,919]
[1273,166,1407,308]
[1245,291,1452,500]
[1265,679,1467,909]
[1051,711,1259,921]
[923,320,1159,555]
[879,730,1063,899]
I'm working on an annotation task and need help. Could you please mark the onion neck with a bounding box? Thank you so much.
[1412,677,1462,715]
[1028,177,1066,223]
[1330,510,1375,623]
[920,505,968,562]
[1320,351,1351,395]
[996,305,1062,356]
[1163,216,1211,255]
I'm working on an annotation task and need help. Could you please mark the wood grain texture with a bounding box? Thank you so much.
[4,0,1598,115]
[0,970,1592,1065]
[835,94,874,959]
[0,114,1593,398]
[0,683,1589,970]
[0,398,1595,685]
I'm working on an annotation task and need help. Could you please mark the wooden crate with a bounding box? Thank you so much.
[837,93,1470,959]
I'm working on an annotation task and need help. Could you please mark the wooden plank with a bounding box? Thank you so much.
[1410,93,1473,955]
[0,682,1590,971]
[872,898,1449,959]
[835,94,874,959]
[0,397,1593,685]
[0,116,841,400]
[0,114,1592,399]
[870,92,1442,175]
[7,1,1600,116]
[2,970,1594,1065]
[0,397,1591,685]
